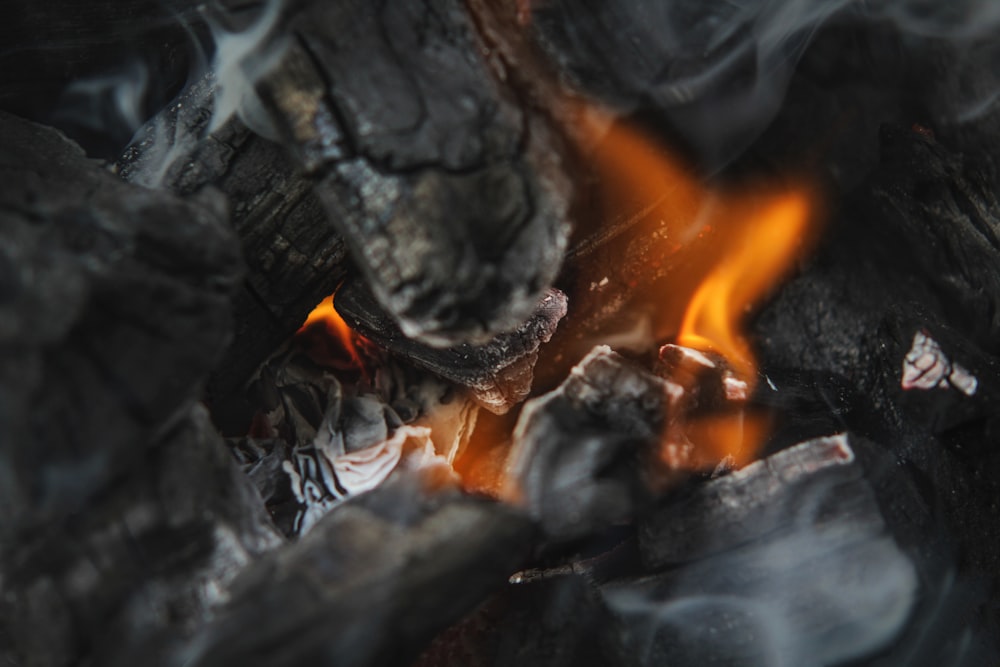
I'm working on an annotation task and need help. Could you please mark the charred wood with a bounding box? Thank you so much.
[251,0,572,347]
[335,279,568,414]
[611,435,917,667]
[117,76,350,400]
[0,406,282,667]
[137,468,535,667]
[505,346,678,543]
[0,110,242,542]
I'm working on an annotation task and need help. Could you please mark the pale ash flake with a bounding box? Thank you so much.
[283,425,449,535]
[901,330,978,396]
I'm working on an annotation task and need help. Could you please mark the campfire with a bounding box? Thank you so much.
[3,1,1000,666]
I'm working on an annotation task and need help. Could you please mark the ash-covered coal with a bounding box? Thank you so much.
[336,280,568,414]
[0,110,242,543]
[134,468,534,667]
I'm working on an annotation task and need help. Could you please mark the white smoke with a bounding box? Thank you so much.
[548,0,1000,165]
[53,60,150,140]
[57,0,288,187]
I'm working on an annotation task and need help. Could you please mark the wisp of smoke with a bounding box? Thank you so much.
[600,471,917,666]
[538,0,1000,166]
[112,0,288,188]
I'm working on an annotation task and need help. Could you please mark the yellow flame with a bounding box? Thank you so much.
[677,192,812,382]
[580,110,818,470]
[297,294,368,371]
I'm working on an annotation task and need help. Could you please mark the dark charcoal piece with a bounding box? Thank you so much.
[612,434,917,667]
[0,110,242,542]
[252,0,572,347]
[414,573,637,667]
[0,406,282,667]
[142,468,535,667]
[336,279,568,414]
[754,124,1000,383]
[118,75,350,399]
[639,434,873,568]
[0,0,206,157]
[505,346,679,542]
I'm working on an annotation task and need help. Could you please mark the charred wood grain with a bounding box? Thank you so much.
[251,0,572,347]
[335,279,567,414]
[118,76,350,399]
[0,111,242,543]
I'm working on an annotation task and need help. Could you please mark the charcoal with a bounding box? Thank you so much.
[611,434,917,667]
[118,76,350,399]
[639,434,875,568]
[414,574,637,667]
[754,124,1000,381]
[0,110,242,541]
[336,279,568,414]
[0,405,282,667]
[250,0,572,347]
[139,468,535,667]
[505,346,680,542]
[0,0,206,157]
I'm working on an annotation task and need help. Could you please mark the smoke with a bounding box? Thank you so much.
[536,0,1000,166]
[52,0,287,187]
[600,468,918,666]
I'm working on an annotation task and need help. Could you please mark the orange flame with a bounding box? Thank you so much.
[297,294,369,372]
[676,191,812,382]
[580,110,818,469]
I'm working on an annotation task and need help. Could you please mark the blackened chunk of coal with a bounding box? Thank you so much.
[1,406,282,666]
[617,434,916,667]
[0,110,242,542]
[415,573,638,667]
[117,76,350,399]
[639,434,875,568]
[506,346,677,542]
[251,0,571,347]
[160,470,534,667]
[336,280,568,414]
[754,124,1000,382]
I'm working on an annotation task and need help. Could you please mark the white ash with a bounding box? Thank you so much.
[901,330,978,396]
[284,425,449,535]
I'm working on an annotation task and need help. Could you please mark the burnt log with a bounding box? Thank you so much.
[134,468,535,667]
[251,0,572,347]
[0,406,282,667]
[335,279,568,414]
[118,76,350,400]
[608,435,918,667]
[0,110,242,542]
[505,346,679,542]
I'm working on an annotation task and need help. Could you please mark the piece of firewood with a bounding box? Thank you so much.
[335,279,568,414]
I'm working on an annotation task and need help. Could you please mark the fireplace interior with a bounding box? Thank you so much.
[2,1,1000,666]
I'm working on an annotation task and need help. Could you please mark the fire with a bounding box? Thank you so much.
[582,110,818,468]
[676,191,812,381]
[297,293,369,372]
